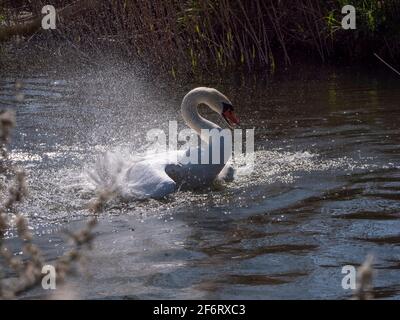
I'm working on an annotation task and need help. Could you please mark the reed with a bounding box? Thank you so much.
[2,0,400,75]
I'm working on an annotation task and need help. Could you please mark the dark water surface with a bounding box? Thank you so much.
[0,65,400,299]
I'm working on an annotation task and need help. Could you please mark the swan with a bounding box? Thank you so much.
[90,87,240,199]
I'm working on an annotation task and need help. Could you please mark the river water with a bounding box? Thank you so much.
[0,63,399,299]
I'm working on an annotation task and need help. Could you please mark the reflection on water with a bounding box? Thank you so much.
[0,66,400,299]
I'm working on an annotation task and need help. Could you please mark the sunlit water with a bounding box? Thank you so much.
[1,65,400,299]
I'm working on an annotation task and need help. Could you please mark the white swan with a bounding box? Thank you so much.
[90,87,239,199]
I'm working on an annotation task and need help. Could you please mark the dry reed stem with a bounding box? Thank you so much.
[0,108,99,299]
[353,255,374,300]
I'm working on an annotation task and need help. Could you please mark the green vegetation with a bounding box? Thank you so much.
[1,0,399,75]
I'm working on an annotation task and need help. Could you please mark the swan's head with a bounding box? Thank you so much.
[199,87,240,128]
[221,102,240,128]
[182,87,240,132]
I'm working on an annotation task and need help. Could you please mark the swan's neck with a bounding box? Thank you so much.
[180,88,232,168]
[181,90,221,137]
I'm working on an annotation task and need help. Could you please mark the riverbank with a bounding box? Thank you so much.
[1,0,400,77]
[1,41,399,89]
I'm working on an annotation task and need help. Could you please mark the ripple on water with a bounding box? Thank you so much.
[2,69,400,299]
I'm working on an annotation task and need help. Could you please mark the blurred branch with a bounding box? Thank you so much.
[0,108,98,299]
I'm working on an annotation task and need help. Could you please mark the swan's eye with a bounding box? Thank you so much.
[222,102,234,113]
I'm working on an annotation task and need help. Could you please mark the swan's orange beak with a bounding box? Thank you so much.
[222,109,240,127]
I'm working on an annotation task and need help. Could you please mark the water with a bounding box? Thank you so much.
[1,64,400,299]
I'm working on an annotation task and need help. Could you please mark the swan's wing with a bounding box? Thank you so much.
[123,160,176,199]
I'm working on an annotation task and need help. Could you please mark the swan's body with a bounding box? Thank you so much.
[90,87,239,199]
